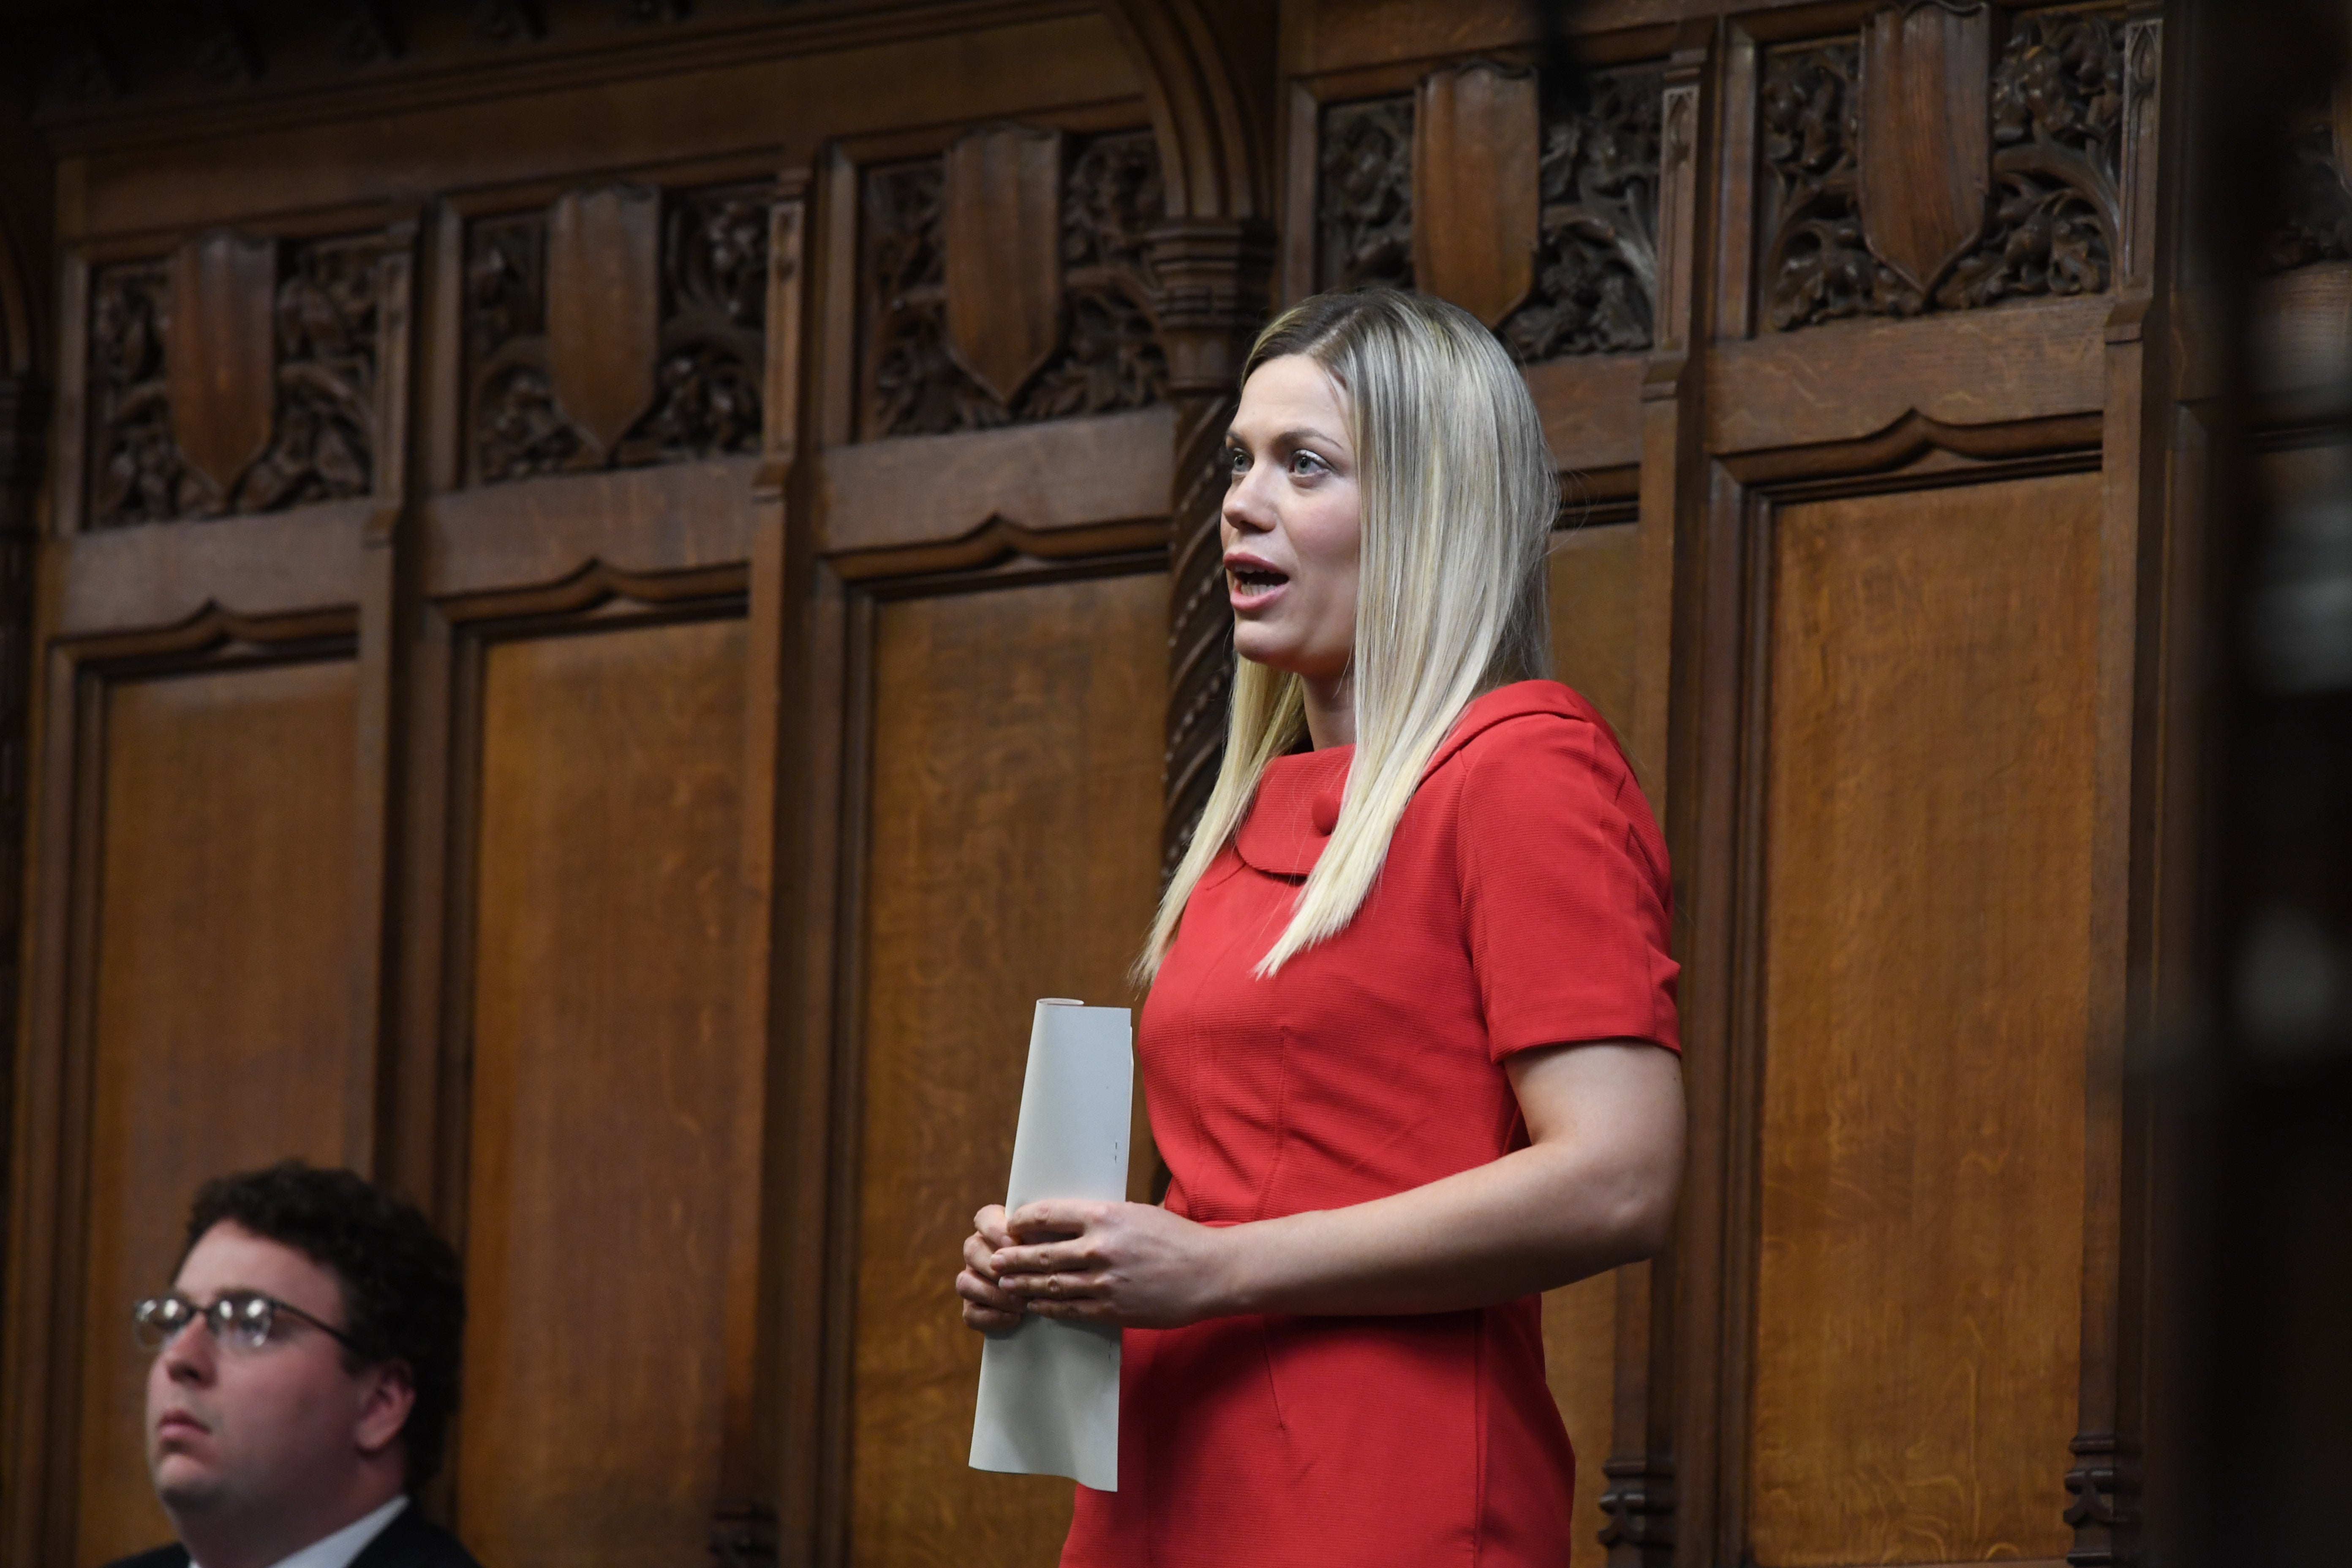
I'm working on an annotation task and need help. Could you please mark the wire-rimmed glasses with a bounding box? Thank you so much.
[132,1290,363,1356]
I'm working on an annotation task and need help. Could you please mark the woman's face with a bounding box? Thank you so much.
[1221,354,1363,687]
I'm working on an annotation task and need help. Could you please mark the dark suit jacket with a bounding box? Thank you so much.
[102,1502,482,1568]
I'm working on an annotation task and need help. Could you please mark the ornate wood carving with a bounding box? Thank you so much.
[1503,64,1665,362]
[2270,86,2352,270]
[2062,1431,2140,1567]
[88,230,393,526]
[242,233,387,511]
[860,131,1167,441]
[1596,1454,1676,1557]
[547,185,662,456]
[1413,63,1541,328]
[944,126,1067,405]
[1316,70,1663,361]
[1762,6,2127,331]
[467,182,770,483]
[1148,217,1271,875]
[167,232,278,495]
[1857,2,1996,294]
[1317,95,1416,292]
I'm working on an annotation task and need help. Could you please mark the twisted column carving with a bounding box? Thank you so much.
[1147,218,1271,876]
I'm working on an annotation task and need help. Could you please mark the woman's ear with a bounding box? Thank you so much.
[354,1358,417,1457]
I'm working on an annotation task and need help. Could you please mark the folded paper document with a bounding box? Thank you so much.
[968,998,1134,1492]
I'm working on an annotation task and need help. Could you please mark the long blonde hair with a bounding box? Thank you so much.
[1138,289,1558,981]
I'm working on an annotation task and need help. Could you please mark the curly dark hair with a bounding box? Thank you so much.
[182,1162,466,1488]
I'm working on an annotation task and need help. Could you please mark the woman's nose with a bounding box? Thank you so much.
[1222,465,1275,533]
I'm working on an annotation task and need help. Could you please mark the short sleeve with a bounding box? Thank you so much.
[1455,715,1680,1059]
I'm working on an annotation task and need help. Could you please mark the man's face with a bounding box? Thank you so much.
[144,1223,382,1519]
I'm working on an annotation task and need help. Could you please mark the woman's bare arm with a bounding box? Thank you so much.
[957,1040,1683,1330]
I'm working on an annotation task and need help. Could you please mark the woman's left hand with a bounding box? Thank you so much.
[990,1199,1234,1329]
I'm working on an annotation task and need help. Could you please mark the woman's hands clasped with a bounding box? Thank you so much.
[957,1199,1233,1333]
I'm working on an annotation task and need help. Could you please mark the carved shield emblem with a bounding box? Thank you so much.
[167,231,278,494]
[1412,62,1540,329]
[546,184,661,456]
[1858,1,1996,294]
[943,125,1064,406]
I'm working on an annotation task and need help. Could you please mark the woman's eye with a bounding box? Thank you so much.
[1224,448,1248,478]
[1289,450,1326,477]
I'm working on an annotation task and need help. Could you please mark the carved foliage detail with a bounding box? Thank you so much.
[2270,102,2352,270]
[1318,96,1416,293]
[1316,73,1664,362]
[1762,6,2127,331]
[860,131,1167,440]
[1503,66,1664,361]
[466,182,769,484]
[88,234,387,527]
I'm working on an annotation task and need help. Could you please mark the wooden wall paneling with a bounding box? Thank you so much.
[0,610,362,1567]
[1605,29,1709,1565]
[2069,13,2167,1559]
[433,582,757,1568]
[715,185,805,1568]
[1672,418,2110,1568]
[835,559,1167,1568]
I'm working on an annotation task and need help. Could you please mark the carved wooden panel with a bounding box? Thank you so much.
[849,571,1164,1565]
[166,232,277,494]
[858,128,1167,440]
[2271,84,2352,271]
[1747,472,2097,1565]
[545,185,662,456]
[1856,4,1996,295]
[1413,63,1540,328]
[1317,68,1664,360]
[70,659,363,1568]
[87,230,397,525]
[1316,95,1416,293]
[1761,5,2127,331]
[455,617,755,1566]
[466,181,771,482]
[943,126,1067,405]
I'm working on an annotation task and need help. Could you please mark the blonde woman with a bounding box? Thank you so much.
[956,289,1685,1566]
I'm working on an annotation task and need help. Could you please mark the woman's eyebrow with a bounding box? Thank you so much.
[1225,426,1346,449]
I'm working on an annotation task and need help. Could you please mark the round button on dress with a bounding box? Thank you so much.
[1062,681,1681,1568]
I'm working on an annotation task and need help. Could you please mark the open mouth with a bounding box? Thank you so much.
[1228,563,1288,597]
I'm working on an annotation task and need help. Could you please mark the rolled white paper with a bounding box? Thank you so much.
[968,998,1134,1492]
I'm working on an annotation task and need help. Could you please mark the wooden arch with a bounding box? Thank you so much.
[1094,0,1272,222]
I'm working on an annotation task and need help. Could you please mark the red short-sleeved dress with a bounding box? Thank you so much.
[1061,680,1680,1568]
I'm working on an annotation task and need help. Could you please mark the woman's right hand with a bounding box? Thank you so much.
[957,1205,1027,1333]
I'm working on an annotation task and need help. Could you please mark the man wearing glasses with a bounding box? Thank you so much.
[106,1162,480,1568]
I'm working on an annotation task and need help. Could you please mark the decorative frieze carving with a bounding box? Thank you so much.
[466,181,770,483]
[1596,1454,1675,1559]
[1315,69,1663,361]
[859,130,1168,441]
[1317,96,1416,293]
[242,234,386,511]
[87,230,393,527]
[89,263,207,526]
[1503,65,1664,361]
[1761,5,2127,332]
[2270,100,2352,270]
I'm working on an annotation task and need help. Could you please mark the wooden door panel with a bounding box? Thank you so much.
[1748,472,2099,1566]
[73,658,364,1567]
[455,616,754,1568]
[850,570,1165,1567]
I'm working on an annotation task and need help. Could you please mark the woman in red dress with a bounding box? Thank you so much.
[956,288,1685,1567]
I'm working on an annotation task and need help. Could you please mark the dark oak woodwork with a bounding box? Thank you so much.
[0,3,2239,1566]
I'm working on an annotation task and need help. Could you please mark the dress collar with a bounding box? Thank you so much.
[1228,681,1598,877]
